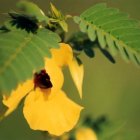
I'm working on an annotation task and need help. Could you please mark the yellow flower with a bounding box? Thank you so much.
[75,127,98,140]
[51,43,84,98]
[68,58,84,98]
[2,43,83,136]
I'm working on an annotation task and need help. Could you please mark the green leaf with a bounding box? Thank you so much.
[99,47,116,63]
[58,20,68,32]
[97,30,106,48]
[87,25,96,41]
[81,3,107,18]
[73,16,81,24]
[0,29,60,94]
[74,3,140,66]
[106,34,118,56]
[79,20,87,32]
[84,48,95,58]
[50,3,62,18]
[17,1,49,23]
[75,57,83,66]
[50,3,68,32]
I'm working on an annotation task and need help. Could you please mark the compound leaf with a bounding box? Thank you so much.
[74,3,140,66]
[0,29,60,94]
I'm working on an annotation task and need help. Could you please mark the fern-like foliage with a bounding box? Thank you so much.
[0,29,60,94]
[74,3,140,66]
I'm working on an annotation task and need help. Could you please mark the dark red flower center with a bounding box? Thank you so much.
[34,69,53,90]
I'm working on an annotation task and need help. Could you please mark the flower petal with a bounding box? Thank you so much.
[51,43,73,67]
[23,89,83,136]
[2,80,33,116]
[68,59,84,98]
[45,58,64,91]
[76,127,98,140]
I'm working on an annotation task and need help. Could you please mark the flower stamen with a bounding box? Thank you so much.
[34,69,53,90]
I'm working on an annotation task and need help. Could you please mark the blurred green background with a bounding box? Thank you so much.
[0,0,140,139]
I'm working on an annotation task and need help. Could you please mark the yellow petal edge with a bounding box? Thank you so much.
[76,127,98,140]
[69,59,84,98]
[2,80,33,117]
[23,90,83,136]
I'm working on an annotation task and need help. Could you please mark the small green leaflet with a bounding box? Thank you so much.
[74,3,140,66]
[50,3,68,32]
[0,29,61,94]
